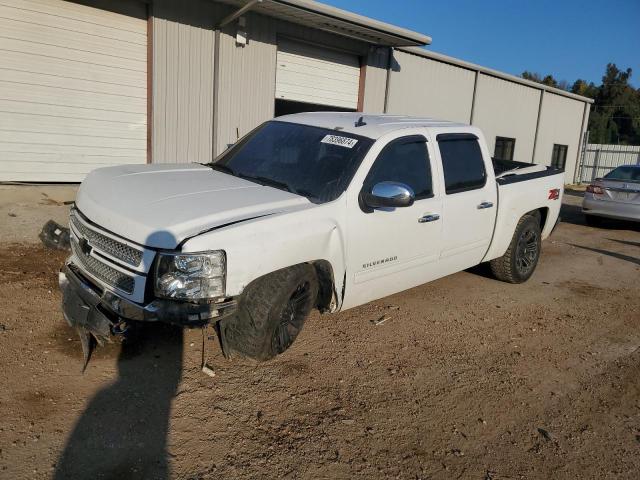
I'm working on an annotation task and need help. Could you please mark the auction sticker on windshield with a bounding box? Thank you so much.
[321,135,358,148]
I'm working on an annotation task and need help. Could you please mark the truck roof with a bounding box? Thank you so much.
[273,112,469,139]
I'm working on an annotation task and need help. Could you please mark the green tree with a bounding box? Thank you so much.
[590,64,639,144]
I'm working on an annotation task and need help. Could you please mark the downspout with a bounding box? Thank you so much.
[383,47,393,113]
[469,70,479,124]
[212,28,221,159]
[531,90,545,163]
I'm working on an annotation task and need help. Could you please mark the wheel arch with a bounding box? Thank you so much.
[310,259,338,313]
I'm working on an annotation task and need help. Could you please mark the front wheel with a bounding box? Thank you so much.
[490,213,542,284]
[219,264,318,361]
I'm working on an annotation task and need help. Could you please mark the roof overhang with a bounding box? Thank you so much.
[216,0,431,47]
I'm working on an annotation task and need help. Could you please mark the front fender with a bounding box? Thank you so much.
[181,201,347,309]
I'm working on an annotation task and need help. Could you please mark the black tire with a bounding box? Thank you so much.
[585,214,603,227]
[219,264,319,361]
[490,214,542,284]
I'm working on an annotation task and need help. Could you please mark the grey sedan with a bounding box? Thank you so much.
[582,165,640,225]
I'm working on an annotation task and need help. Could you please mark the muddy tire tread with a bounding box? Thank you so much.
[490,213,540,284]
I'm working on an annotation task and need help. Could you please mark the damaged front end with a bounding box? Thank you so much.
[59,263,236,371]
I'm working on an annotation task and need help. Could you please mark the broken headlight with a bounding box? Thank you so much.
[155,251,226,300]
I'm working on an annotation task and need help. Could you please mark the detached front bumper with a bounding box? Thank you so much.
[59,263,237,332]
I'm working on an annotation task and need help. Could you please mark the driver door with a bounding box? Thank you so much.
[344,134,444,309]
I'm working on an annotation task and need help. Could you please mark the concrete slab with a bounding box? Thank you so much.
[0,185,78,244]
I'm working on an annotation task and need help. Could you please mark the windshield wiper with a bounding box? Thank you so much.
[205,163,235,176]
[238,174,293,193]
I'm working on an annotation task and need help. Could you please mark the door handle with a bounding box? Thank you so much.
[418,213,440,223]
[477,201,494,209]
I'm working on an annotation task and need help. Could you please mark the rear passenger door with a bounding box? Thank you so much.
[436,133,498,272]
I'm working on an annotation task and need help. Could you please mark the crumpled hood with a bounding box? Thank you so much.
[75,163,310,248]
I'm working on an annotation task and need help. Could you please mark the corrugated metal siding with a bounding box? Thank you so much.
[0,0,147,181]
[214,13,276,155]
[385,50,475,122]
[214,12,367,156]
[534,92,586,183]
[362,46,389,114]
[151,0,221,164]
[472,73,541,163]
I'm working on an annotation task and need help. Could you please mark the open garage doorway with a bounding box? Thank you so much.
[274,99,355,117]
[274,38,361,118]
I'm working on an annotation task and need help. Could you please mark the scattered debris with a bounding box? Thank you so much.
[387,305,400,310]
[340,419,355,425]
[201,364,216,378]
[39,220,70,251]
[537,427,553,442]
[485,470,496,480]
[451,448,464,457]
[0,324,6,332]
[371,314,391,326]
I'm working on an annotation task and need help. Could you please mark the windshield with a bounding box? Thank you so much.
[209,121,374,203]
[604,166,640,182]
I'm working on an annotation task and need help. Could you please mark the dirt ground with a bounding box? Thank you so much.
[0,190,639,480]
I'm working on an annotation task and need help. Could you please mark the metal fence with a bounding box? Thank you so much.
[577,141,640,183]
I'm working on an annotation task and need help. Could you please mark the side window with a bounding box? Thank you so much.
[438,135,487,194]
[363,137,432,199]
[494,136,516,161]
[551,144,567,170]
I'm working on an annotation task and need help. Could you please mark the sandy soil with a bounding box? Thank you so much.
[0,192,639,479]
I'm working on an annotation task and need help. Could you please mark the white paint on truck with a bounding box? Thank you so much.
[70,113,563,312]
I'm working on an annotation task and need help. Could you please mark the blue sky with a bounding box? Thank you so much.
[325,0,640,87]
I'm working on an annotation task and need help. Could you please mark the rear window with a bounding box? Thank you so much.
[604,166,640,181]
[438,135,487,194]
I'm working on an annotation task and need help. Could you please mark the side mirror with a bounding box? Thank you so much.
[362,181,415,209]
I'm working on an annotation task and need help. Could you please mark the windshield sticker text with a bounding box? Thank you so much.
[321,135,358,148]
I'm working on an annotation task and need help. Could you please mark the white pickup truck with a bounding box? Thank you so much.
[60,113,563,364]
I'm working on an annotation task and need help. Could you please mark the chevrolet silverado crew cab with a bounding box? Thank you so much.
[60,113,563,363]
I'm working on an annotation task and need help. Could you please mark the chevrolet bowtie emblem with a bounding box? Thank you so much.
[78,237,92,256]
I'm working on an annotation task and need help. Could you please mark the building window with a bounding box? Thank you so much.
[494,136,516,161]
[551,144,568,170]
[438,136,487,194]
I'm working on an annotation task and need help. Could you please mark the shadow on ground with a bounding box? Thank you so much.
[53,323,184,480]
[560,203,640,232]
[569,243,640,266]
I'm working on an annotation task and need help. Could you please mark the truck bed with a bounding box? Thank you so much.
[492,158,560,184]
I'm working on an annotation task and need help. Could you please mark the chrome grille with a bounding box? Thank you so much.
[71,237,135,294]
[70,212,142,267]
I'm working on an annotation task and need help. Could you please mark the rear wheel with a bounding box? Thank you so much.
[219,264,318,361]
[490,214,541,284]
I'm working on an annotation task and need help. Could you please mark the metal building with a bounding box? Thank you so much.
[0,0,593,183]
